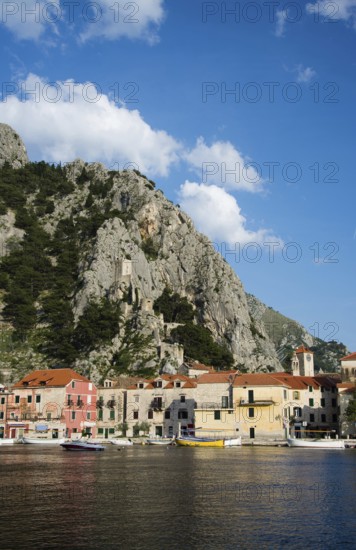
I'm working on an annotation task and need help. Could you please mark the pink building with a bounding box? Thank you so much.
[7,369,97,439]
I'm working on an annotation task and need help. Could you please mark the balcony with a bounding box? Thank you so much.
[150,399,165,411]
[77,400,84,408]
[96,400,104,409]
[67,400,74,407]
[107,400,116,409]
[239,399,275,406]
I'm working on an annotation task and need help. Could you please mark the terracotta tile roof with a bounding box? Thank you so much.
[188,363,215,372]
[233,373,287,387]
[269,373,320,389]
[337,383,356,395]
[197,372,236,384]
[13,369,91,388]
[127,374,196,390]
[340,352,356,361]
[295,345,314,354]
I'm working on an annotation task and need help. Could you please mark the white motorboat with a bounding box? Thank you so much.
[110,438,133,447]
[21,437,65,445]
[61,440,105,451]
[224,437,242,447]
[287,437,345,449]
[146,437,174,446]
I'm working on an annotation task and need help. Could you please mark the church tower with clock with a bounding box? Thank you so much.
[291,345,315,377]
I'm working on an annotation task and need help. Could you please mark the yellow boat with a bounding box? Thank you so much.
[175,436,224,447]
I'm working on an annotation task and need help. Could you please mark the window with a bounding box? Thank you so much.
[332,399,337,408]
[109,428,115,434]
[309,398,314,407]
[332,414,337,422]
[138,383,144,389]
[221,396,229,409]
[178,409,188,419]
[156,380,162,388]
[47,413,52,421]
[309,386,313,392]
[27,395,32,404]
[134,395,139,403]
[0,412,3,419]
[71,381,75,389]
[109,410,115,420]
[214,410,221,420]
[248,390,254,403]
[321,414,326,422]
[98,409,103,421]
[321,386,325,393]
[293,407,302,417]
[248,408,254,418]
[321,398,325,407]
[293,391,300,400]
[283,390,287,399]
[180,395,186,403]
[310,414,315,422]
[165,410,170,419]
[98,428,104,435]
[67,395,72,405]
[0,397,5,405]
[175,382,181,388]
[133,410,139,420]
[87,412,91,420]
[89,383,92,391]
[15,395,20,404]
[71,411,76,420]
[148,410,153,419]
[36,395,41,403]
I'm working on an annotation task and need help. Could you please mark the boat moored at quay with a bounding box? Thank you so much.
[287,437,345,449]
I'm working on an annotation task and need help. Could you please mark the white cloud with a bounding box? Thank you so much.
[0,0,60,41]
[0,74,181,177]
[295,65,316,83]
[79,0,165,43]
[184,137,264,193]
[275,9,288,37]
[0,0,166,43]
[306,0,356,27]
[179,182,280,246]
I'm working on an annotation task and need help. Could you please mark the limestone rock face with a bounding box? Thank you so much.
[66,166,283,372]
[0,124,29,169]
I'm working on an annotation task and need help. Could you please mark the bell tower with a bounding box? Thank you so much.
[295,345,314,377]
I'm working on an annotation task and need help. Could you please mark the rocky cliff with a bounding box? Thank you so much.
[0,123,28,169]
[0,126,347,382]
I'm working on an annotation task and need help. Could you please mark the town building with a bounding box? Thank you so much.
[5,369,97,439]
[126,374,197,438]
[340,352,356,382]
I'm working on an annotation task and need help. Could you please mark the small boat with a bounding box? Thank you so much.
[224,437,242,447]
[175,436,225,447]
[146,437,174,446]
[61,440,105,451]
[110,438,133,447]
[21,437,65,445]
[287,437,345,449]
[0,438,16,445]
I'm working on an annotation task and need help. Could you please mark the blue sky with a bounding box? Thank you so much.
[0,0,355,350]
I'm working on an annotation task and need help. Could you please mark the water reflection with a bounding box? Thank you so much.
[0,445,355,549]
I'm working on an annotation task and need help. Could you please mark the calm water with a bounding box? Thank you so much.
[0,444,356,549]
